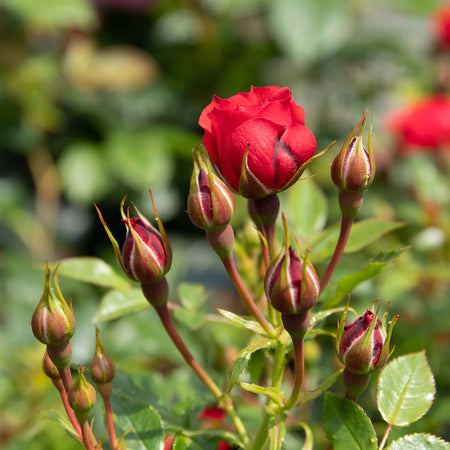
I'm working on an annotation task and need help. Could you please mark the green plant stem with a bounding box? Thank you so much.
[103,395,118,450]
[379,424,393,450]
[155,304,250,448]
[284,337,305,410]
[319,216,354,294]
[251,341,287,450]
[220,253,276,338]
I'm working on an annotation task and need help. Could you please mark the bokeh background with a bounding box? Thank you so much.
[0,0,449,448]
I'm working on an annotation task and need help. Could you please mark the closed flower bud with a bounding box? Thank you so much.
[187,148,235,231]
[68,366,96,424]
[331,113,375,193]
[42,351,61,381]
[337,301,398,375]
[96,193,172,285]
[31,264,75,347]
[90,326,115,389]
[264,216,319,315]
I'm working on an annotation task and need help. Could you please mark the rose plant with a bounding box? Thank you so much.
[30,87,445,450]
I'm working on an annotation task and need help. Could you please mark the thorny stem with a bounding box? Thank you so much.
[379,424,393,450]
[319,216,354,294]
[220,253,276,338]
[155,304,250,448]
[103,396,118,449]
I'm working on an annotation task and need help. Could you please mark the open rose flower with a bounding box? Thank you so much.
[199,86,317,198]
[385,96,450,154]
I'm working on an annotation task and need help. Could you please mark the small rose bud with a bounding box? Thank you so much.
[188,148,235,231]
[90,326,115,397]
[95,192,172,285]
[42,351,61,381]
[331,113,375,194]
[31,264,75,347]
[68,366,96,424]
[337,302,398,375]
[264,216,319,316]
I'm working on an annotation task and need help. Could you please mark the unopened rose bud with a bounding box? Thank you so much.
[68,366,96,424]
[31,264,75,347]
[337,302,398,375]
[42,351,61,381]
[96,193,172,285]
[264,216,319,316]
[90,326,115,397]
[188,148,235,231]
[331,113,375,194]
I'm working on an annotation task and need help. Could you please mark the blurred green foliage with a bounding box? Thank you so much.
[0,0,448,448]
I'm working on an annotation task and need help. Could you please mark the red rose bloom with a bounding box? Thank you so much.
[433,2,450,49]
[199,86,317,198]
[385,96,450,154]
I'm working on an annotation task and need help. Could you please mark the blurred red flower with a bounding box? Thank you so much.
[385,96,450,154]
[433,2,450,49]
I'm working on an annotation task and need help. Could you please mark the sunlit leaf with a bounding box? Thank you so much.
[386,433,450,450]
[377,352,435,426]
[93,289,148,322]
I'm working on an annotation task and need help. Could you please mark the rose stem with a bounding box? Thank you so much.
[319,216,354,294]
[283,336,305,410]
[81,422,95,450]
[379,424,393,450]
[251,340,287,450]
[53,378,83,440]
[155,303,250,448]
[220,253,276,338]
[103,396,118,449]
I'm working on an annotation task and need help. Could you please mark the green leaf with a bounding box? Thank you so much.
[386,433,450,450]
[173,307,205,330]
[324,392,377,450]
[43,410,79,441]
[172,436,203,450]
[93,288,148,322]
[177,283,208,310]
[239,382,285,405]
[50,257,129,289]
[377,351,436,427]
[285,176,328,236]
[216,308,265,334]
[228,337,277,390]
[324,247,408,308]
[112,392,164,450]
[299,369,343,405]
[309,220,405,262]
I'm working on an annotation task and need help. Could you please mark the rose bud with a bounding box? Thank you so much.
[187,148,235,231]
[42,350,61,381]
[336,302,398,375]
[95,192,172,285]
[331,113,375,194]
[199,86,321,199]
[68,366,96,424]
[31,263,75,347]
[264,216,319,316]
[90,326,115,397]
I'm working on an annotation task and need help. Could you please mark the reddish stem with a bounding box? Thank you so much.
[319,216,354,294]
[54,379,83,440]
[103,395,118,449]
